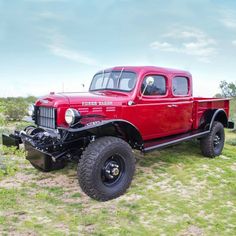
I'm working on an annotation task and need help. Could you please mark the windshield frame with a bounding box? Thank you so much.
[89,70,137,92]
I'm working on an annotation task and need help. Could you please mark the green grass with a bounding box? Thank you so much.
[0,130,236,235]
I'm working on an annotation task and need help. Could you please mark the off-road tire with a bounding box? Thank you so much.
[78,136,135,201]
[200,121,225,158]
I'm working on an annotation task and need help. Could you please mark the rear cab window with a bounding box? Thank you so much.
[141,75,167,96]
[172,76,189,96]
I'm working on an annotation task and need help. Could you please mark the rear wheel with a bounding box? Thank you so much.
[200,121,225,158]
[78,136,135,201]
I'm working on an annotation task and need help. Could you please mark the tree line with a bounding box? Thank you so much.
[0,96,37,123]
[215,81,236,98]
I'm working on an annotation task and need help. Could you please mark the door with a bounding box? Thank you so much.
[131,74,177,140]
[125,74,193,141]
[168,76,193,133]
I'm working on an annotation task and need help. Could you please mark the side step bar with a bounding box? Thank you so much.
[143,130,210,153]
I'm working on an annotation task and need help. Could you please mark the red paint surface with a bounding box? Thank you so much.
[35,66,230,141]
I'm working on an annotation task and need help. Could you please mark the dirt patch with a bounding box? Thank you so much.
[37,174,77,188]
[220,155,230,160]
[4,231,38,236]
[34,172,95,205]
[54,223,70,235]
[119,193,143,202]
[179,225,204,236]
[231,163,236,171]
[38,173,81,192]
[0,172,35,188]
[78,224,96,235]
[154,176,207,199]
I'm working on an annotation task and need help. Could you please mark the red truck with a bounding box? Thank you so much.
[2,66,234,201]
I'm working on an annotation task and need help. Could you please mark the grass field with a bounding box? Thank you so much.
[0,126,236,235]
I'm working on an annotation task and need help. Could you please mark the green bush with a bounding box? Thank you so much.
[0,96,37,121]
[3,100,28,121]
[0,146,26,178]
[0,116,6,127]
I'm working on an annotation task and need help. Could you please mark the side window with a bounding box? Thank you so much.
[141,75,166,96]
[172,77,189,96]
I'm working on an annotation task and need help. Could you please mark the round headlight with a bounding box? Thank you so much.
[28,104,35,116]
[65,108,81,125]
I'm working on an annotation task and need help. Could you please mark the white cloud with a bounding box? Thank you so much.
[48,44,97,66]
[219,9,236,29]
[150,41,175,51]
[150,27,217,63]
[232,40,236,46]
[43,30,98,66]
[37,11,63,20]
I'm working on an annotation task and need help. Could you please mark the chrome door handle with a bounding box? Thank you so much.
[167,104,178,108]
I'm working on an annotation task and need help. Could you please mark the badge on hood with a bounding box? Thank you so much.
[82,101,113,106]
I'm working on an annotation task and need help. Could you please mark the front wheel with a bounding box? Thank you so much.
[78,136,135,201]
[200,121,225,158]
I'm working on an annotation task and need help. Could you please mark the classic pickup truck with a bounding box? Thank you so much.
[2,66,234,201]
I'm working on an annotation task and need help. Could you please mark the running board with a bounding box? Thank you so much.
[143,130,210,153]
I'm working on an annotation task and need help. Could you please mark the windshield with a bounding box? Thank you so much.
[89,70,137,92]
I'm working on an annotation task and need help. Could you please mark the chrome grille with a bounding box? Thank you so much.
[35,107,56,129]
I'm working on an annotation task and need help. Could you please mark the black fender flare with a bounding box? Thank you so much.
[209,109,228,129]
[62,119,143,149]
[201,109,228,130]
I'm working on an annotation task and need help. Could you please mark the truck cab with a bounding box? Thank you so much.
[2,66,234,201]
[118,66,194,140]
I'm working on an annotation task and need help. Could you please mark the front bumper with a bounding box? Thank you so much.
[2,133,65,171]
[24,141,65,171]
[2,133,22,149]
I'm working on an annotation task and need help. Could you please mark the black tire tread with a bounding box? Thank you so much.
[78,136,135,201]
[200,121,225,158]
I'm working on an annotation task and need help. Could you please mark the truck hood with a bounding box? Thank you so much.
[64,91,128,106]
[35,91,130,108]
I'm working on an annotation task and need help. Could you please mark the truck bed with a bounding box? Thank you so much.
[192,97,230,130]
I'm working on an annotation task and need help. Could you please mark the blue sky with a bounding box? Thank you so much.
[0,0,236,97]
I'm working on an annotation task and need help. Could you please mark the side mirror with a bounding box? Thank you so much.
[140,76,155,98]
[146,76,154,86]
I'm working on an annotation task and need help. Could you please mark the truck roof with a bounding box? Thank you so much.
[98,66,191,77]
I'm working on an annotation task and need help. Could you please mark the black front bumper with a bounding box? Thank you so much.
[2,133,65,172]
[24,141,65,171]
[2,133,21,149]
[24,141,53,171]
